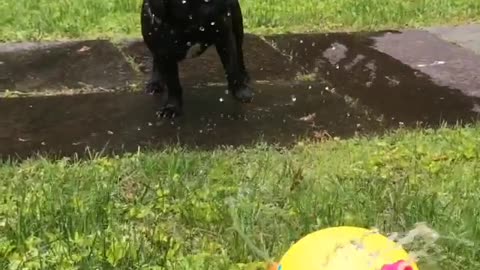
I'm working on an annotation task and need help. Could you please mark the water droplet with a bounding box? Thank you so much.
[300,40,304,43]
[210,21,216,26]
[186,41,192,46]
[182,0,186,3]
[199,26,205,31]
[227,12,231,16]
[291,95,297,102]
[219,97,224,102]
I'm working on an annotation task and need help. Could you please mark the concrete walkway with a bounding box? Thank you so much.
[0,24,479,159]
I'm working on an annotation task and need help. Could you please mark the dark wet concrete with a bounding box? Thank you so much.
[0,40,137,92]
[0,34,304,93]
[0,82,385,159]
[118,34,304,84]
[264,31,480,125]
[2,30,480,159]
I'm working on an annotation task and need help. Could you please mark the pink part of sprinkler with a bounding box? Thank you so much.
[381,260,414,270]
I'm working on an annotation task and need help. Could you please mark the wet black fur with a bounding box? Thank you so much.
[141,0,254,118]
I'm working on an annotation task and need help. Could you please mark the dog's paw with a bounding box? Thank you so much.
[232,86,254,103]
[145,81,165,95]
[158,102,182,118]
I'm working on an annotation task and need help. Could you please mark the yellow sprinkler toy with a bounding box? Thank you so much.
[269,226,418,270]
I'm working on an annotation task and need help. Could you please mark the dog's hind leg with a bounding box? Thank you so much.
[145,56,167,94]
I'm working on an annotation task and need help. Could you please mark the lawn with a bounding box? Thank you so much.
[1,126,480,269]
[0,0,479,41]
[1,0,480,269]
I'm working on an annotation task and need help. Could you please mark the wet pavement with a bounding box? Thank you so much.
[0,82,386,159]
[118,34,304,84]
[1,28,480,160]
[372,30,480,98]
[425,23,480,55]
[0,40,136,92]
[264,30,480,125]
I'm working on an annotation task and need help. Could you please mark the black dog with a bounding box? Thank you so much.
[141,0,254,118]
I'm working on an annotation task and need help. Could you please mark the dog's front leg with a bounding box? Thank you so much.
[230,1,250,84]
[145,56,167,94]
[155,56,183,118]
[215,31,254,103]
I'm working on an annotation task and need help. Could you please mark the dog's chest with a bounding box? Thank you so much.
[169,0,226,24]
[142,0,230,59]
[167,1,228,36]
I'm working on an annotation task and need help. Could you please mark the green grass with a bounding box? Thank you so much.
[2,2,480,268]
[1,0,480,41]
[1,125,480,269]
